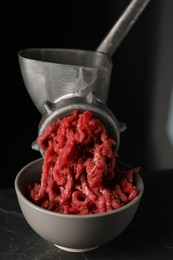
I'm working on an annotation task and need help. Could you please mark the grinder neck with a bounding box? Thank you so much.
[32,96,126,156]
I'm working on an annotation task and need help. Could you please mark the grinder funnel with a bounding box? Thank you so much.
[18,0,150,154]
[18,48,112,115]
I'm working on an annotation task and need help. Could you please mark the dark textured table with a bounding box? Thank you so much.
[0,170,173,260]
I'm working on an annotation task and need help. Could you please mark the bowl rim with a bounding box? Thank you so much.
[15,158,144,219]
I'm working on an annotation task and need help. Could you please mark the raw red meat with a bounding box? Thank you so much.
[28,109,140,215]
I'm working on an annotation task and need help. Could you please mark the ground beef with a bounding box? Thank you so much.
[28,109,140,215]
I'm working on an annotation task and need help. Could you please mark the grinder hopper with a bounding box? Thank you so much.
[18,0,150,154]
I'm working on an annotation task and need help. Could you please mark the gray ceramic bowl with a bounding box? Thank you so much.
[15,158,144,253]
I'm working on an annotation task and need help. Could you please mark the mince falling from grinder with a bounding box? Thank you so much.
[18,0,151,155]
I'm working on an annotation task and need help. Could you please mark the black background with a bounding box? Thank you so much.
[1,0,161,188]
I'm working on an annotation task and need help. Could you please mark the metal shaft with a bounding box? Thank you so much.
[97,0,151,56]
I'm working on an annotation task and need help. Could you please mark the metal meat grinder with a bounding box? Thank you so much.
[18,0,150,155]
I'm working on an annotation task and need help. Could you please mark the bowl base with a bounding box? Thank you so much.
[54,244,99,253]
